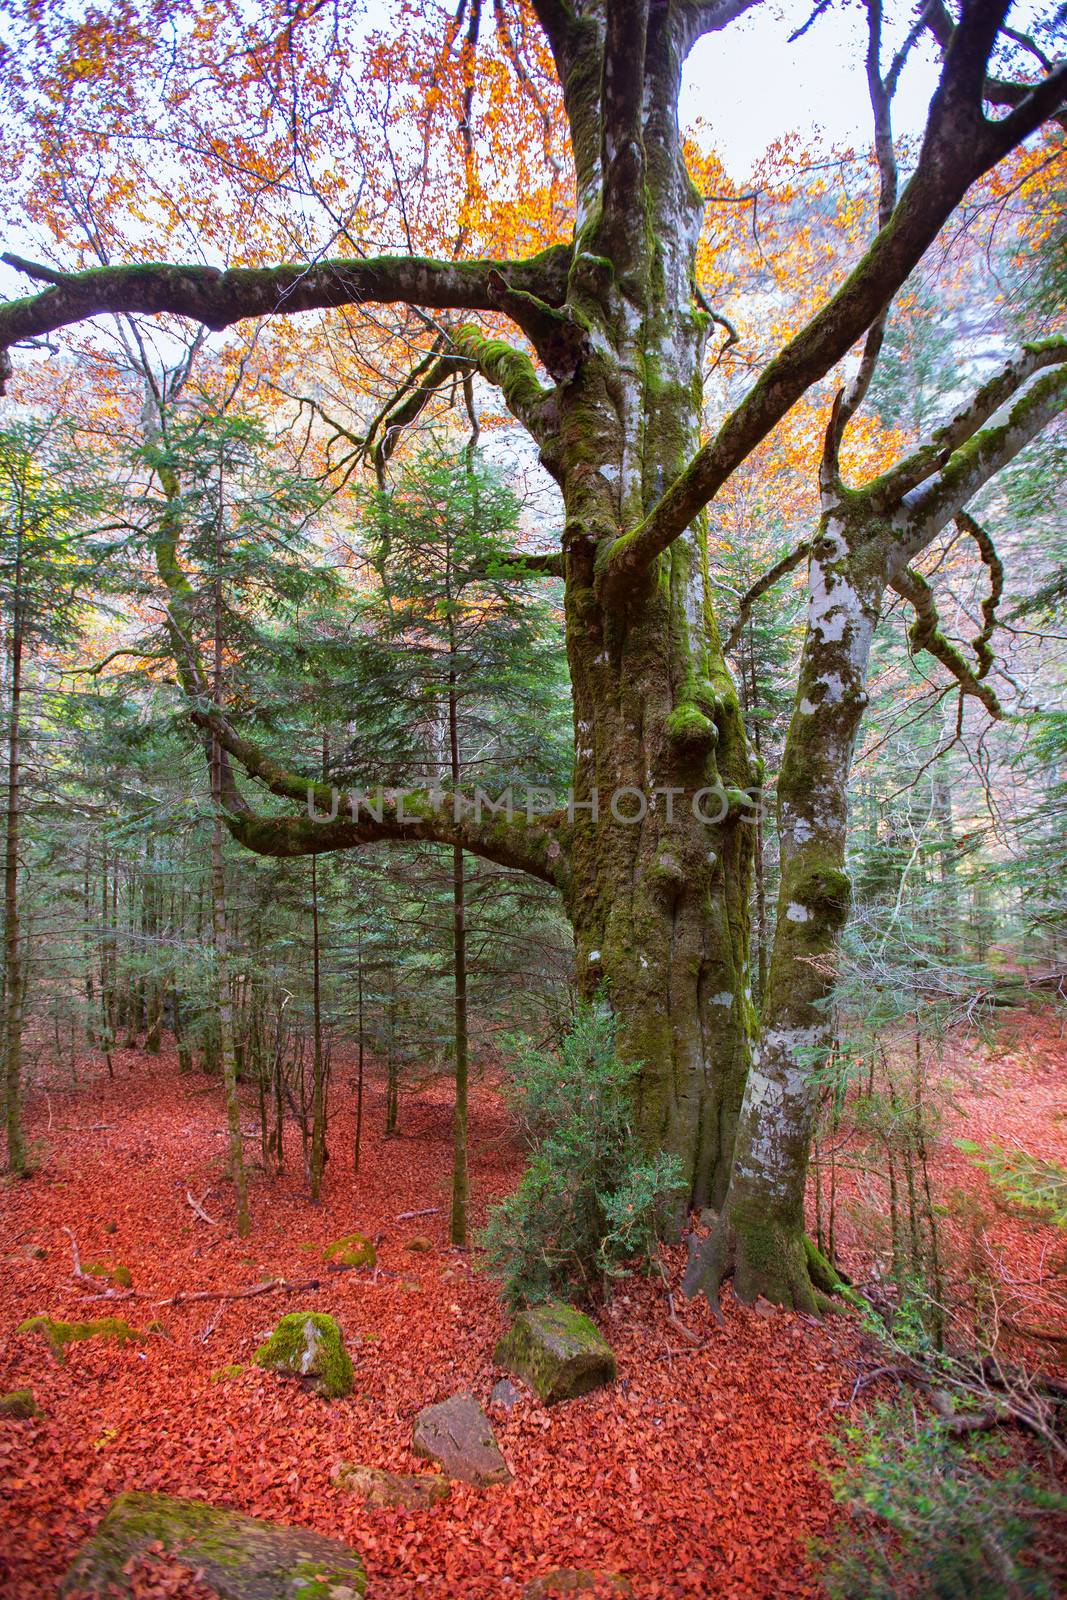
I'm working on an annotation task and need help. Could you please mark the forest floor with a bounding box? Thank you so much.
[1,1007,1066,1599]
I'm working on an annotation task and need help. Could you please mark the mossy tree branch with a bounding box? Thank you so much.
[0,245,574,390]
[867,338,1067,511]
[596,17,1066,600]
[895,358,1067,554]
[148,454,568,887]
[891,562,1004,716]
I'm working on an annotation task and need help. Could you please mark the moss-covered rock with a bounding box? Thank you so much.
[323,1231,376,1269]
[58,1490,367,1597]
[495,1303,616,1404]
[253,1312,354,1399]
[84,1261,133,1288]
[0,1387,40,1418]
[17,1314,147,1362]
[209,1363,244,1384]
[333,1462,450,1508]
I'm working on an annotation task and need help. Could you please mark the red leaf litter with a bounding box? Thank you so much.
[1,1011,1063,1598]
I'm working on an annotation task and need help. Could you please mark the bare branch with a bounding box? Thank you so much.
[723,541,810,654]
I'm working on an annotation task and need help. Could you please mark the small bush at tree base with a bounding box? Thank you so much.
[480,1000,684,1308]
[818,1400,1066,1599]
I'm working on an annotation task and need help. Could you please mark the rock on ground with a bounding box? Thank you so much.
[59,1491,367,1598]
[495,1303,616,1404]
[333,1463,450,1508]
[523,1572,633,1598]
[0,1387,40,1418]
[323,1231,377,1269]
[489,1377,524,1411]
[412,1392,511,1486]
[253,1311,354,1399]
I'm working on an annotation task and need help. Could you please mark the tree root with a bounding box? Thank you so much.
[682,1211,864,1318]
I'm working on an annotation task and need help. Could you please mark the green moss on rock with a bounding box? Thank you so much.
[17,1314,147,1362]
[323,1231,376,1269]
[84,1261,133,1288]
[0,1387,40,1418]
[58,1490,367,1597]
[495,1302,616,1404]
[253,1312,354,1399]
[209,1363,244,1384]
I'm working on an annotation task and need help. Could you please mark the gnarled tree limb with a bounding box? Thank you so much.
[597,10,1066,599]
[0,244,573,390]
[891,562,1003,715]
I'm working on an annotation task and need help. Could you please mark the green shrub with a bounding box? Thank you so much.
[480,1000,683,1308]
[820,1400,1065,1599]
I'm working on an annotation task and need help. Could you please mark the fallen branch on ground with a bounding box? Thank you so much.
[154,1275,329,1308]
[186,1189,218,1225]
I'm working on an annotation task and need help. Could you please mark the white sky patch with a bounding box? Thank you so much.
[681,0,942,179]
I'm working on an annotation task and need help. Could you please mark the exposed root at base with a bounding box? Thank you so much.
[682,1214,863,1319]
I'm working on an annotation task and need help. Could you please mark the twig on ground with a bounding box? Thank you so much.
[199,1303,225,1341]
[186,1189,218,1225]
[395,1207,440,1220]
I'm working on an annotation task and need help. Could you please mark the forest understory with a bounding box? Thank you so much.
[2,1006,1066,1600]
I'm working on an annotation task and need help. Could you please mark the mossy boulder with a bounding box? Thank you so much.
[17,1314,147,1362]
[84,1261,133,1288]
[209,1363,245,1384]
[323,1232,376,1269]
[333,1462,450,1509]
[253,1312,354,1399]
[0,1387,40,1418]
[495,1303,616,1404]
[58,1490,367,1598]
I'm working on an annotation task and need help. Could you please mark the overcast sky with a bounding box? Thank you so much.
[681,0,942,176]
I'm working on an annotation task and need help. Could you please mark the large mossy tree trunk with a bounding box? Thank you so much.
[547,5,758,1207]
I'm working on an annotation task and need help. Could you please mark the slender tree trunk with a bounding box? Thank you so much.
[447,653,470,1246]
[211,505,250,1236]
[686,511,885,1308]
[3,546,26,1175]
[354,921,364,1174]
[309,851,326,1201]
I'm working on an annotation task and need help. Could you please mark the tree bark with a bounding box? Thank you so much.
[2,529,26,1175]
